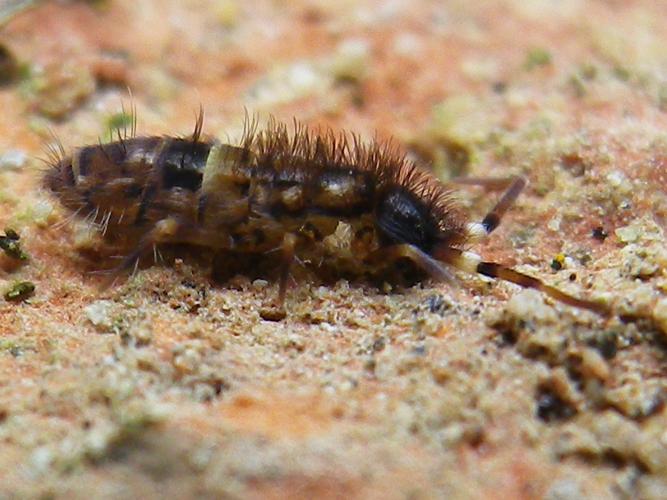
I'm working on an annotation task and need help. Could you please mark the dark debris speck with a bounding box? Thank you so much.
[536,387,577,422]
[492,81,507,93]
[587,331,618,359]
[0,44,19,86]
[559,152,588,177]
[371,336,386,353]
[592,226,608,241]
[426,294,452,315]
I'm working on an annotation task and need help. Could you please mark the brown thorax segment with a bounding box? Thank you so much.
[201,143,376,223]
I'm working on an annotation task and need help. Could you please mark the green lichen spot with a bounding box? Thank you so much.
[0,228,28,260]
[105,111,134,141]
[524,48,552,70]
[4,281,35,302]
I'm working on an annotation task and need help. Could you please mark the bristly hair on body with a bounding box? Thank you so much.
[42,108,611,318]
[240,116,468,245]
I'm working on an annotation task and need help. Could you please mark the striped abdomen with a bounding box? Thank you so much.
[46,135,463,254]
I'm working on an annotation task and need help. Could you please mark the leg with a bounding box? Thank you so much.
[434,246,609,315]
[366,243,457,285]
[96,217,183,287]
[277,233,297,306]
[258,233,297,322]
[450,176,527,240]
[448,176,518,191]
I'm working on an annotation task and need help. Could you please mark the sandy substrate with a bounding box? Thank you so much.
[1,1,667,498]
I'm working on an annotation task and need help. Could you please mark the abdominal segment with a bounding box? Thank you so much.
[46,135,386,260]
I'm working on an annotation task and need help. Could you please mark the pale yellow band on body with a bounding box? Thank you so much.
[466,222,487,243]
[454,250,482,273]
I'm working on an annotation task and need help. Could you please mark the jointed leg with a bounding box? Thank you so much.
[277,233,297,307]
[448,176,519,191]
[366,243,457,284]
[256,233,298,321]
[96,217,183,287]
